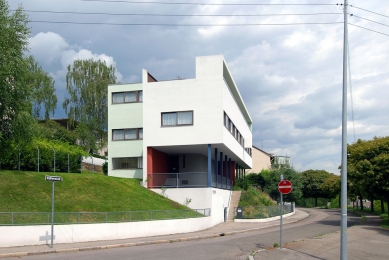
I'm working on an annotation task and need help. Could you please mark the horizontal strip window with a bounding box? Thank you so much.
[224,112,245,147]
[112,157,143,169]
[112,128,143,140]
[112,90,143,104]
[162,111,193,126]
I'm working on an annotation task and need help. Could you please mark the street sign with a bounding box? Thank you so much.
[278,180,292,194]
[45,176,63,182]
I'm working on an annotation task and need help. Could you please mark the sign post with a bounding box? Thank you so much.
[45,176,63,248]
[278,179,292,249]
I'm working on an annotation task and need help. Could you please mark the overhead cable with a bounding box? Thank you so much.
[350,14,389,28]
[348,23,389,37]
[350,5,389,19]
[19,10,343,17]
[79,0,336,6]
[28,21,343,26]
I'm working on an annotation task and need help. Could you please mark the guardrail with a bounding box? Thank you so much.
[0,208,211,226]
[148,172,232,190]
[235,204,294,219]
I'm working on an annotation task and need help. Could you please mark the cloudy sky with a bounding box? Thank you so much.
[8,0,389,174]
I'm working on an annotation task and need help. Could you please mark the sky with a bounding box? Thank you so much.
[8,0,389,174]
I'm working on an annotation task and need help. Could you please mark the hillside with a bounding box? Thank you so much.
[0,170,187,212]
[238,186,276,207]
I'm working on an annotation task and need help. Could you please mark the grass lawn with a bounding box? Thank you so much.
[0,170,202,224]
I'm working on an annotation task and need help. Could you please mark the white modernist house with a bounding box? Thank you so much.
[108,55,252,224]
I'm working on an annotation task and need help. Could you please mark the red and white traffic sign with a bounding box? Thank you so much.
[278,180,292,194]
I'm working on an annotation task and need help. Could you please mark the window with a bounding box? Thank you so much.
[112,157,143,169]
[224,111,245,148]
[112,128,143,140]
[112,90,143,104]
[162,111,193,126]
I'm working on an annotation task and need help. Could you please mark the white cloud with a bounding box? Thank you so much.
[28,32,123,82]
[28,32,69,64]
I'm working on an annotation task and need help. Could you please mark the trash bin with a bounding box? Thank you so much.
[236,207,242,219]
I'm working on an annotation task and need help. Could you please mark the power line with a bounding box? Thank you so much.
[19,10,343,17]
[350,5,389,19]
[80,0,336,6]
[350,14,389,28]
[29,20,343,26]
[349,23,389,37]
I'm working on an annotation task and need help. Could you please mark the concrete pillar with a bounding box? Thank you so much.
[220,152,223,189]
[207,144,211,187]
[214,148,218,188]
[228,158,232,190]
[224,155,227,189]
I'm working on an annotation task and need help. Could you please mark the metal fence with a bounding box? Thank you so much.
[234,204,294,219]
[0,208,211,226]
[147,172,232,190]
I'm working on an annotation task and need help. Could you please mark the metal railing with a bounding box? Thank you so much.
[148,172,232,190]
[234,204,294,219]
[0,208,211,226]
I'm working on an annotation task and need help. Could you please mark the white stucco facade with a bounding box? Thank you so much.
[107,55,253,217]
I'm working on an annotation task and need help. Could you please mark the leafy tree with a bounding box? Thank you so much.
[263,168,302,203]
[245,172,266,190]
[36,120,78,145]
[25,56,57,120]
[62,59,117,153]
[348,137,389,215]
[321,174,341,207]
[300,169,331,207]
[0,0,30,140]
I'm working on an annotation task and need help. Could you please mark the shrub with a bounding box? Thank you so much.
[102,162,108,175]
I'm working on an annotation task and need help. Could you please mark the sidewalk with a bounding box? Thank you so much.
[253,212,389,260]
[0,209,308,259]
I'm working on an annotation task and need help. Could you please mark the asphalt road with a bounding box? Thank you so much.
[8,208,360,260]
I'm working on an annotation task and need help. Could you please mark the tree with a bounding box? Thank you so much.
[263,168,302,203]
[348,137,389,215]
[62,59,117,153]
[25,56,57,120]
[321,174,341,207]
[300,169,331,207]
[0,0,30,140]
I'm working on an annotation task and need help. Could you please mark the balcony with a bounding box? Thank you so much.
[147,172,232,190]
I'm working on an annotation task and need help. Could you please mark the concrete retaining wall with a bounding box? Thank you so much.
[0,217,212,248]
[234,205,296,223]
[151,188,232,226]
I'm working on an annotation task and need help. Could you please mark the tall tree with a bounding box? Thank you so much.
[300,169,331,207]
[62,59,117,153]
[0,0,30,140]
[348,137,389,214]
[321,174,341,207]
[25,55,57,120]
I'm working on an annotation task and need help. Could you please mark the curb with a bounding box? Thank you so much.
[0,211,309,259]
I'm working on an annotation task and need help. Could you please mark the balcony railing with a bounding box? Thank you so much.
[148,172,232,190]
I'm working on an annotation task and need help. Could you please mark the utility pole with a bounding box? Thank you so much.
[341,1,348,260]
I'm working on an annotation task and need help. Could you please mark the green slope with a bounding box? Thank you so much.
[0,170,185,212]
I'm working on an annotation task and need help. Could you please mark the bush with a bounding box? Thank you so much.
[102,162,108,175]
[0,139,87,173]
[235,177,250,191]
